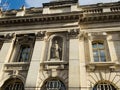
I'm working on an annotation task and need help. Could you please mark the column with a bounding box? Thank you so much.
[25,38,45,90]
[69,38,80,90]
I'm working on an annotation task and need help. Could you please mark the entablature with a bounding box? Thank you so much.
[0,11,81,26]
[79,12,120,24]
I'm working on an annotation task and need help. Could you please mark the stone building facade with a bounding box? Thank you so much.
[0,0,120,90]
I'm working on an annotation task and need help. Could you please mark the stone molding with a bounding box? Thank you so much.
[0,12,80,26]
[15,34,35,44]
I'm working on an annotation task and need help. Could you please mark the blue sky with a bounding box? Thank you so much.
[0,0,119,10]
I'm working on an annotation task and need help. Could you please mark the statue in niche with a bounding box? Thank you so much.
[50,38,63,60]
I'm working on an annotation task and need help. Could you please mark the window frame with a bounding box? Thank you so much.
[10,35,35,63]
[92,40,106,62]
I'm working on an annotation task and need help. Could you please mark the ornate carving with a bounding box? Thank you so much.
[16,34,35,44]
[36,31,46,40]
[0,33,15,42]
[68,29,79,38]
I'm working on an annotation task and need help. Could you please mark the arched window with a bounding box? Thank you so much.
[92,41,106,62]
[41,79,66,90]
[18,45,31,62]
[93,82,116,90]
[2,78,24,90]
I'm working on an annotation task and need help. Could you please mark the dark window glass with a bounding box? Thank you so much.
[19,45,30,62]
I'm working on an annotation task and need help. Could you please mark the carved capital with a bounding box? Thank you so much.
[0,33,15,42]
[35,31,46,41]
[68,28,79,38]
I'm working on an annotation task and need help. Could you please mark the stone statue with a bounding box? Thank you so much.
[51,40,62,60]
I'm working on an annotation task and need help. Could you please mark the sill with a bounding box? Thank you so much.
[42,60,68,65]
[4,62,30,72]
[86,61,120,71]
[5,62,30,65]
[88,62,116,66]
[41,60,68,70]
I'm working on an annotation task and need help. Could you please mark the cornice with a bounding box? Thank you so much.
[79,12,120,24]
[0,11,81,26]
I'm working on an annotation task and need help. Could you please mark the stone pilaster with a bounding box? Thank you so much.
[25,32,45,90]
[0,33,15,82]
[68,29,80,90]
[78,33,88,90]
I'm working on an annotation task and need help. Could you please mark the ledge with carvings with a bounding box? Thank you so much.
[4,62,30,72]
[0,11,82,26]
[86,61,120,72]
[41,60,68,70]
[79,12,120,24]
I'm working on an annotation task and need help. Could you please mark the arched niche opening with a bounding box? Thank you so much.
[41,78,66,90]
[93,81,117,90]
[1,78,24,90]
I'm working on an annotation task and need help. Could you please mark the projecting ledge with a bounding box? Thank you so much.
[41,60,68,70]
[86,62,120,71]
[4,62,30,72]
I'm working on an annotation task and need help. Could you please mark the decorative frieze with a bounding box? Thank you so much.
[15,34,35,44]
[0,12,80,26]
[87,32,107,40]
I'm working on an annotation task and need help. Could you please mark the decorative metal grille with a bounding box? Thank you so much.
[93,82,116,90]
[42,79,66,90]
